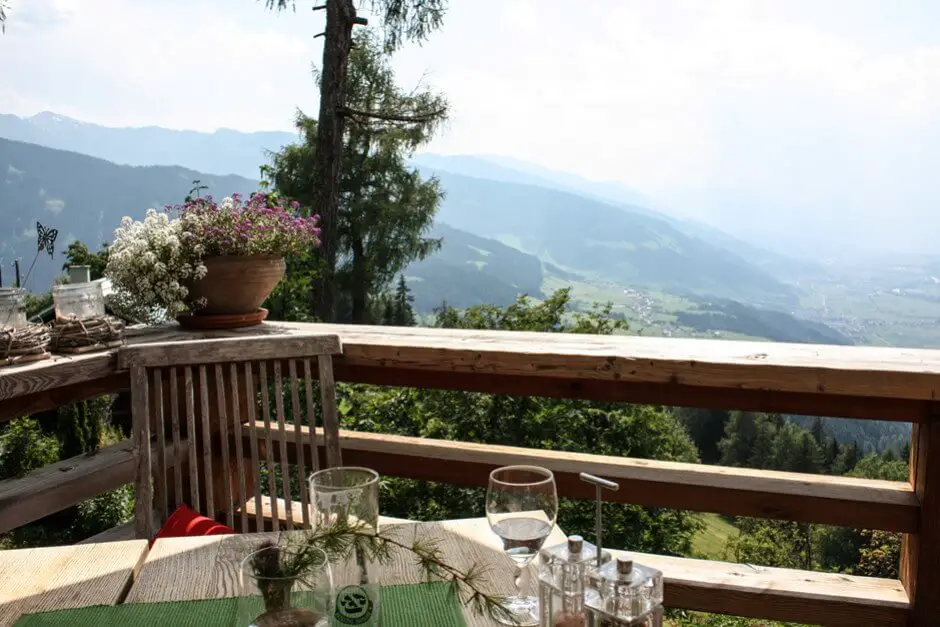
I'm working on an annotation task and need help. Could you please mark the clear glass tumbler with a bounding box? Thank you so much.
[239,544,333,627]
[310,467,382,626]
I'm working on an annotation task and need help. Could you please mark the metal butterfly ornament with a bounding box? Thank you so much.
[36,222,58,258]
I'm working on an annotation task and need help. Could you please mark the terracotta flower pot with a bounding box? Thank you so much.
[185,255,285,315]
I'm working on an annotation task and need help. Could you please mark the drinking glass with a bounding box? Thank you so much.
[486,465,558,626]
[310,467,381,626]
[238,544,333,627]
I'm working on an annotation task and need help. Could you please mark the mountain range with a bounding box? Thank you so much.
[0,111,848,345]
[0,137,256,290]
[0,112,295,179]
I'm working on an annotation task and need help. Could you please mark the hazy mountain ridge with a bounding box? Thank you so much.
[426,169,799,307]
[0,112,295,179]
[414,154,823,279]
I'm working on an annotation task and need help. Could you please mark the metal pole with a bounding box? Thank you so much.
[13,259,20,288]
[579,473,619,568]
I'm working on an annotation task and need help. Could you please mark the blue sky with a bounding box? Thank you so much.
[3,0,940,254]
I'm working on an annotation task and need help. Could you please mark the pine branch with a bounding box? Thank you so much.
[341,105,447,124]
[299,519,519,624]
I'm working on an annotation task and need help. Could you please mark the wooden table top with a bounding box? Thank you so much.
[126,517,566,626]
[0,539,148,627]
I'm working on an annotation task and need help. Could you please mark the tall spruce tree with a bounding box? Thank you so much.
[270,33,445,323]
[392,275,416,326]
[810,416,825,445]
[265,0,446,322]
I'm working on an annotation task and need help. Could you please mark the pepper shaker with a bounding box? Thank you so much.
[585,556,663,626]
[538,535,596,626]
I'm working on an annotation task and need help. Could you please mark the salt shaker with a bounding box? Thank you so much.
[538,535,597,626]
[585,556,663,626]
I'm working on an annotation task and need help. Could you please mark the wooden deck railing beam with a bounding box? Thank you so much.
[0,440,135,533]
[331,362,932,423]
[6,322,940,422]
[0,373,129,424]
[247,423,919,533]
[616,548,908,626]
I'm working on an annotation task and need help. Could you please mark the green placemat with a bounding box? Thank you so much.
[15,582,467,627]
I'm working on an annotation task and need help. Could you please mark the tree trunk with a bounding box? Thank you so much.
[312,0,358,322]
[350,232,367,323]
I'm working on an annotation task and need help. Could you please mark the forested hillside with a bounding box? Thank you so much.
[405,223,544,311]
[0,138,255,290]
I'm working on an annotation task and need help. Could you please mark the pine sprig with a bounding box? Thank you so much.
[296,518,520,625]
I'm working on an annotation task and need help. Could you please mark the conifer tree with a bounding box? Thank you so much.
[269,33,445,323]
[265,0,447,321]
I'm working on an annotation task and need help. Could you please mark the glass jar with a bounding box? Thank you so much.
[585,556,663,626]
[310,467,382,627]
[239,544,334,627]
[53,281,105,321]
[0,288,28,329]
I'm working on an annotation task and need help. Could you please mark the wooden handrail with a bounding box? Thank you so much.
[248,422,918,532]
[5,321,940,420]
[0,440,135,533]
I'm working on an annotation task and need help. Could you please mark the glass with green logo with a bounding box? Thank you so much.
[310,467,382,626]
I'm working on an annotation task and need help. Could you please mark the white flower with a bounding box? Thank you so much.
[105,210,204,322]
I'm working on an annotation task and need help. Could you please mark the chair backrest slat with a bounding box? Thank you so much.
[199,365,215,521]
[318,355,342,468]
[258,361,279,532]
[290,360,311,528]
[169,366,183,509]
[126,333,342,539]
[303,359,320,477]
[244,360,264,532]
[272,361,294,530]
[230,362,249,532]
[153,368,168,524]
[131,365,152,540]
[214,363,234,530]
[183,366,200,512]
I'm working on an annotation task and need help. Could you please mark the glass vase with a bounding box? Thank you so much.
[310,467,382,627]
[52,281,105,321]
[0,288,27,329]
[239,544,333,627]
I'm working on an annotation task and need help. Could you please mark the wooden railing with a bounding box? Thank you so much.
[1,321,938,625]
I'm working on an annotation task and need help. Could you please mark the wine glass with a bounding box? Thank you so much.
[486,465,558,626]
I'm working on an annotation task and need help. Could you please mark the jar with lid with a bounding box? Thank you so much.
[53,281,105,322]
[0,288,28,329]
[539,535,610,627]
[585,556,663,626]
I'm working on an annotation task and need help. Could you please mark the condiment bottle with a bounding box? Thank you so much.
[584,556,663,626]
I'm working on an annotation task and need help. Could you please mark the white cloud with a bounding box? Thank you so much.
[44,198,65,214]
[2,0,940,253]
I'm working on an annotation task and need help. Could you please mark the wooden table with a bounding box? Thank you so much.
[126,518,566,626]
[0,539,148,626]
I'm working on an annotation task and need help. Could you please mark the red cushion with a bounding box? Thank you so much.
[153,504,235,544]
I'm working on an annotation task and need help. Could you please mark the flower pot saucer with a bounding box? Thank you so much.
[176,308,269,330]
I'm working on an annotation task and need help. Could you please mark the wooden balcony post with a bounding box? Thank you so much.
[901,418,940,625]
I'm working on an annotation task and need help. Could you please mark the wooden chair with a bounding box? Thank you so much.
[119,334,343,539]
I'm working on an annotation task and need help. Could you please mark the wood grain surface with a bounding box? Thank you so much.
[0,539,148,626]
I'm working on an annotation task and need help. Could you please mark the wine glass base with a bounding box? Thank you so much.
[493,595,539,626]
